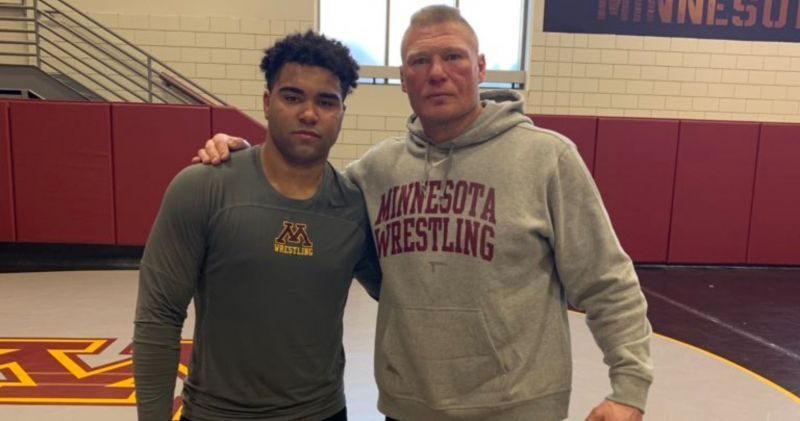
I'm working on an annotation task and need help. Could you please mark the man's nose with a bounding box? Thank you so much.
[298,102,319,124]
[428,56,447,83]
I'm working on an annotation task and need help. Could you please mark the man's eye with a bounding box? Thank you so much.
[445,53,462,61]
[411,57,429,66]
[285,95,301,103]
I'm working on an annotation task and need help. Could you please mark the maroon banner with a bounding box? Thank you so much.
[545,1,800,42]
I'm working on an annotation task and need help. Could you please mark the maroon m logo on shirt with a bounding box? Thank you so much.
[274,222,314,256]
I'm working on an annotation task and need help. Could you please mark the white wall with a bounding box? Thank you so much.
[526,0,800,123]
[69,0,314,20]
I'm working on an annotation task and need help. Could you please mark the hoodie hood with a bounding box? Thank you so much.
[405,89,530,194]
[406,89,530,157]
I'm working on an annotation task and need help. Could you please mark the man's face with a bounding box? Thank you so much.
[400,22,486,131]
[263,63,345,167]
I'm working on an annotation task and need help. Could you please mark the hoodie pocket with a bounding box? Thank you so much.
[378,307,510,409]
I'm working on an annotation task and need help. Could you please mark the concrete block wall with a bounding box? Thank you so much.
[0,0,34,66]
[85,12,312,121]
[526,1,800,123]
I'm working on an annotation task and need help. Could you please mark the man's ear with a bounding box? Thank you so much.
[477,54,487,84]
[262,90,270,120]
[400,66,408,93]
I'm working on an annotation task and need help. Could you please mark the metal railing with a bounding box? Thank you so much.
[0,0,226,105]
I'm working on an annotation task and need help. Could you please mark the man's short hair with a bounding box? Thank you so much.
[401,5,479,59]
[260,30,359,99]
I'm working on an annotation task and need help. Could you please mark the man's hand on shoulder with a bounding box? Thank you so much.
[585,400,643,421]
[191,133,251,165]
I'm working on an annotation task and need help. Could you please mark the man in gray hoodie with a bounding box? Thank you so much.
[196,6,653,421]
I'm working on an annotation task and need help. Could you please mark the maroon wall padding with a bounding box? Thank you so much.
[669,121,760,264]
[0,101,14,242]
[530,115,598,173]
[11,101,115,244]
[747,124,800,265]
[212,107,267,146]
[594,118,679,263]
[113,104,211,246]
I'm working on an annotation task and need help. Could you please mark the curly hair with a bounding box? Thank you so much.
[260,30,359,99]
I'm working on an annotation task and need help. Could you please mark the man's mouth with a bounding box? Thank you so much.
[426,92,451,100]
[293,130,320,139]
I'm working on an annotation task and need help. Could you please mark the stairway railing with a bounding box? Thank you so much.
[0,0,226,105]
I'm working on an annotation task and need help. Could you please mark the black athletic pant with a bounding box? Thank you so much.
[181,406,348,421]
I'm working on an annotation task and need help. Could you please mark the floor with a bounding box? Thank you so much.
[0,267,798,420]
[638,266,800,398]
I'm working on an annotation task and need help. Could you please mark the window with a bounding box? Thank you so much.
[319,0,529,88]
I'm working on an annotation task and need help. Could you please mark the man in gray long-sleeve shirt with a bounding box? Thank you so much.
[133,31,381,421]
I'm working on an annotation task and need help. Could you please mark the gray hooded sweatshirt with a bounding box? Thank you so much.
[346,90,653,420]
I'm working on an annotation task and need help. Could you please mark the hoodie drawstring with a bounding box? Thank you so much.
[422,142,455,205]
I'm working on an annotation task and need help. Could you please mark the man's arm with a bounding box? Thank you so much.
[133,167,209,421]
[191,133,250,165]
[352,218,382,300]
[547,145,653,416]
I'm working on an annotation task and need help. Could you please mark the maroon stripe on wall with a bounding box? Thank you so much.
[112,104,211,246]
[747,124,800,265]
[211,107,266,147]
[669,121,760,264]
[594,118,679,263]
[0,101,14,242]
[530,115,597,174]
[10,101,115,244]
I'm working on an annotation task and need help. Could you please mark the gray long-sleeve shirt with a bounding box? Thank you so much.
[133,146,381,421]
